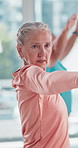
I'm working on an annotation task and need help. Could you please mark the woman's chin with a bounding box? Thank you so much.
[36,63,46,70]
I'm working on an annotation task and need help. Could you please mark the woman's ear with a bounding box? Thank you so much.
[16,43,24,59]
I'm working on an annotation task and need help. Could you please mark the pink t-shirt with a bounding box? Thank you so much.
[12,65,78,148]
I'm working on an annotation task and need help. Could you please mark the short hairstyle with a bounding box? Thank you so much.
[17,22,51,45]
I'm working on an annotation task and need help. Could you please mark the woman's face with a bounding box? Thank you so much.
[21,30,52,70]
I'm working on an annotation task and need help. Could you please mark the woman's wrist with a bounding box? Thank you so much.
[63,25,69,33]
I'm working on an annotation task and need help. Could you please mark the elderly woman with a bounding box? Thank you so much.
[12,22,78,148]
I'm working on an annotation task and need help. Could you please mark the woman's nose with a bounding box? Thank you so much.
[38,47,45,57]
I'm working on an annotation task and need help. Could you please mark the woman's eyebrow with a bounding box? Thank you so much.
[31,42,40,44]
[45,42,52,44]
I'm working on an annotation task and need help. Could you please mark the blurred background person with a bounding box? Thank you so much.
[46,14,78,116]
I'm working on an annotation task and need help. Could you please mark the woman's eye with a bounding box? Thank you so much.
[45,43,50,48]
[32,45,38,48]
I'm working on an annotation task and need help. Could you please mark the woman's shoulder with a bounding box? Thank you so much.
[21,65,42,73]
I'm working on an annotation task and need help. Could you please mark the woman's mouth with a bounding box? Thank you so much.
[37,60,47,63]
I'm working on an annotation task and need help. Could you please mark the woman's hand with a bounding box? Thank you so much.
[75,16,78,32]
[64,14,77,32]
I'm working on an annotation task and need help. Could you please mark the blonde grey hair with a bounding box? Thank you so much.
[17,22,51,45]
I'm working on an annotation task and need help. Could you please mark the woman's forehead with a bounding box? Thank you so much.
[25,30,52,42]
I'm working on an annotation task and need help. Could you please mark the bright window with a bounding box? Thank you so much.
[0,0,23,143]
